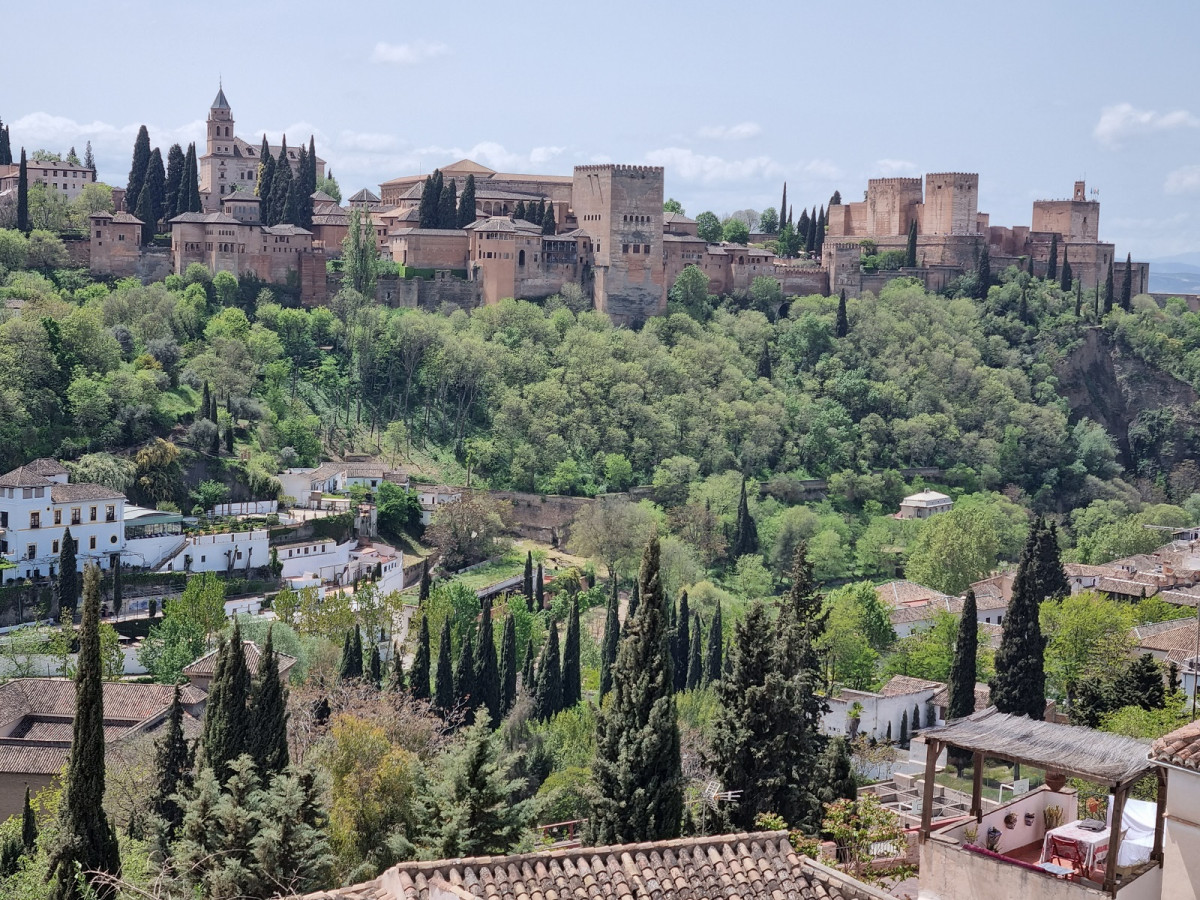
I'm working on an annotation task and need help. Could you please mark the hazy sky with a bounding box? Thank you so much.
[6,0,1198,259]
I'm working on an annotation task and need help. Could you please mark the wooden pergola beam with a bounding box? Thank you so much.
[971,750,984,822]
[920,738,940,842]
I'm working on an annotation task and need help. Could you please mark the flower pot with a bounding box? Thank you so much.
[1045,771,1067,792]
[1024,813,1036,827]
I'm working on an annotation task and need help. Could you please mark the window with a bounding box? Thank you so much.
[118,234,124,242]
[54,509,61,525]
[106,505,115,522]
[90,536,96,550]
[26,545,36,560]
[90,506,97,522]
[623,244,629,253]
[71,508,81,525]
[644,244,650,254]
[29,512,40,529]
[52,540,59,554]
[633,244,640,253]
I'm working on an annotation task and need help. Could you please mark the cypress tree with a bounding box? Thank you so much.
[48,564,120,900]
[458,173,476,227]
[418,174,435,228]
[948,590,978,721]
[352,624,365,677]
[1028,254,1037,277]
[257,135,275,221]
[269,139,293,226]
[21,785,36,852]
[533,622,561,722]
[899,710,909,748]
[149,685,192,841]
[904,219,917,268]
[434,620,454,716]
[521,635,536,694]
[1104,259,1115,314]
[1033,520,1069,602]
[368,645,382,688]
[541,201,556,235]
[306,136,317,200]
[1121,252,1133,311]
[990,526,1047,719]
[58,527,78,620]
[562,597,581,708]
[1073,281,1081,318]
[816,737,857,805]
[16,148,28,233]
[438,178,457,229]
[835,289,849,337]
[181,143,201,213]
[1060,250,1072,292]
[389,651,407,692]
[626,580,640,627]
[201,381,211,422]
[975,245,991,298]
[523,551,533,611]
[135,146,165,243]
[593,537,682,843]
[732,478,759,558]
[816,205,826,254]
[410,614,431,700]
[0,119,10,166]
[338,629,357,680]
[806,206,818,253]
[202,621,252,776]
[163,143,185,221]
[535,563,545,611]
[600,578,620,699]
[1047,234,1059,281]
[419,558,431,605]
[780,183,787,232]
[797,208,810,248]
[249,626,289,777]
[473,597,501,724]
[499,614,517,717]
[294,144,311,225]
[913,702,921,730]
[787,204,793,227]
[224,423,234,455]
[757,343,773,379]
[455,628,476,721]
[125,125,151,216]
[672,591,690,693]
[513,200,526,222]
[686,613,702,690]
[704,601,723,684]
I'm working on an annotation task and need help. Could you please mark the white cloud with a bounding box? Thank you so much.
[698,122,762,141]
[529,145,565,165]
[1165,165,1200,195]
[642,147,785,183]
[875,158,919,176]
[370,40,449,65]
[1094,102,1199,147]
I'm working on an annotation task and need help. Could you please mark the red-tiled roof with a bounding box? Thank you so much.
[1151,720,1200,769]
[879,675,943,697]
[183,641,296,679]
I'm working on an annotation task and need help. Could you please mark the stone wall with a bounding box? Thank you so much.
[473,489,593,547]
[923,173,980,235]
[366,275,481,313]
[866,177,922,236]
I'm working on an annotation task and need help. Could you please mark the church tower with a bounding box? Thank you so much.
[206,84,234,156]
[201,84,235,210]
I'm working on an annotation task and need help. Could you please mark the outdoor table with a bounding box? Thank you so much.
[1041,820,1109,871]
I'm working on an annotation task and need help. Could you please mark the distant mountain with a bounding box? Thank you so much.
[1147,253,1200,269]
[1150,271,1200,295]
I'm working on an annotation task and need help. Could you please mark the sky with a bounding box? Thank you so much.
[6,0,1199,260]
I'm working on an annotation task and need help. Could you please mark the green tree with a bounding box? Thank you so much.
[342,207,378,298]
[134,146,165,243]
[257,135,275,221]
[57,527,78,619]
[704,600,722,684]
[672,590,690,692]
[695,211,722,243]
[904,505,1002,596]
[541,200,556,235]
[1120,653,1166,711]
[455,627,476,720]
[473,596,501,724]
[125,125,151,216]
[732,478,759,558]
[722,218,750,244]
[202,621,253,776]
[162,144,184,221]
[1060,250,1073,293]
[411,614,431,700]
[835,289,849,337]
[438,177,457,229]
[1120,252,1133,311]
[759,206,779,234]
[269,138,293,225]
[562,597,581,708]
[250,625,290,778]
[1047,233,1058,281]
[668,264,713,320]
[535,562,545,612]
[419,559,431,606]
[499,613,517,717]
[1104,259,1115,315]
[948,590,979,720]
[149,684,194,842]
[0,120,10,166]
[975,245,991,298]
[663,198,684,215]
[434,620,454,716]
[600,579,620,699]
[990,526,1047,719]
[904,219,917,268]
[533,620,561,722]
[686,614,702,690]
[458,173,476,227]
[16,148,29,232]
[47,564,120,900]
[523,551,534,610]
[592,536,683,843]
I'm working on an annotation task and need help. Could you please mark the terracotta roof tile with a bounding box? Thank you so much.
[50,482,124,502]
[879,675,943,697]
[1151,720,1200,768]
[183,640,296,679]
[875,580,952,608]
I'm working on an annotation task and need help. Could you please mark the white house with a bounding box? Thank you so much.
[0,459,125,584]
[822,674,943,743]
[415,485,462,526]
[896,490,953,519]
[159,530,270,575]
[276,537,353,583]
[279,463,406,508]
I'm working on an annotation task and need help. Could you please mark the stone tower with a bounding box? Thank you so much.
[201,85,235,210]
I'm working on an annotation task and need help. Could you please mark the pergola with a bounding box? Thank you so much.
[918,708,1165,895]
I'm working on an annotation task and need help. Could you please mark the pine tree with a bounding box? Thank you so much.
[686,614,702,690]
[904,219,918,268]
[1047,234,1059,281]
[181,143,202,213]
[435,716,528,857]
[135,147,165,243]
[1104,259,1115,314]
[269,139,293,226]
[704,601,722,684]
[835,289,849,338]
[458,173,477,227]
[16,148,28,233]
[411,614,432,700]
[438,178,457,229]
[48,565,121,900]
[990,526,1047,719]
[455,628,476,721]
[126,125,151,216]
[1121,252,1133,311]
[21,785,37,851]
[541,202,556,235]
[948,590,978,721]
[1122,654,1166,710]
[149,685,193,841]
[732,478,759,558]
[202,621,252,776]
[600,578,620,698]
[58,527,78,620]
[1060,250,1072,292]
[592,537,682,843]
[561,598,581,708]
[816,737,857,805]
[473,597,501,724]
[434,620,454,716]
[533,622,561,722]
[163,144,185,221]
[369,645,382,688]
[535,563,545,611]
[829,189,842,206]
[672,591,690,693]
[419,558,431,605]
[499,614,517,717]
[523,551,533,610]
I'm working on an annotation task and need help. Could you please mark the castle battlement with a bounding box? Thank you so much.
[867,177,923,187]
[574,164,664,176]
[925,172,979,179]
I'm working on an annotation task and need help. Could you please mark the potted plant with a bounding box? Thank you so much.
[985,827,1002,852]
[963,824,978,846]
[1024,812,1036,827]
[1004,812,1017,829]
[1044,805,1064,829]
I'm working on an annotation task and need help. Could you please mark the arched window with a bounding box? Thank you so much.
[519,249,526,266]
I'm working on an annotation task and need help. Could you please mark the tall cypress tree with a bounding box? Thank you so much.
[150,685,193,842]
[352,624,365,677]
[473,597,500,724]
[816,205,826,255]
[990,526,1048,719]
[1047,234,1059,281]
[125,125,151,216]
[21,785,37,851]
[797,208,810,248]
[562,597,581,708]
[338,630,357,680]
[250,626,289,778]
[521,635,536,694]
[434,621,454,716]
[438,178,457,229]
[419,173,437,228]
[704,601,723,684]
[835,289,848,338]
[499,614,517,717]
[1060,250,1072,292]
[672,591,690,693]
[294,144,311,226]
[541,202,556,235]
[455,628,476,721]
[600,578,620,699]
[1033,520,1069,602]
[389,651,407,692]
[513,200,526,222]
[411,614,432,700]
[625,580,640,630]
[593,537,682,843]
[135,147,165,243]
[535,563,545,611]
[163,143,185,221]
[1121,252,1133,311]
[0,119,10,166]
[522,551,534,611]
[202,621,252,776]
[732,478,759,558]
[369,645,382,688]
[257,135,275,221]
[57,528,78,620]
[686,614,702,690]
[269,140,293,226]
[533,623,561,722]
[180,143,201,213]
[949,590,978,721]
[904,219,917,268]
[419,559,431,605]
[48,565,120,900]
[780,183,787,232]
[1104,259,1115,314]
[16,148,28,233]
[458,173,476,227]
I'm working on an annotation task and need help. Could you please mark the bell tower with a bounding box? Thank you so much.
[206,83,234,157]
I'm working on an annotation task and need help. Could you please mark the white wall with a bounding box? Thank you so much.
[161,530,270,574]
[1,491,124,583]
[825,689,938,742]
[1164,765,1200,900]
[279,539,352,582]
